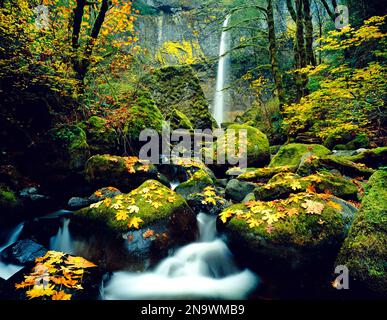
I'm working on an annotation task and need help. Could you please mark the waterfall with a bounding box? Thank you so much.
[0,222,25,280]
[213,15,231,126]
[103,212,259,300]
[0,222,24,253]
[157,14,164,45]
[49,218,74,254]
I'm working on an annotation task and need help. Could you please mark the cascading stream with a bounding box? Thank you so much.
[213,15,231,126]
[49,218,74,255]
[103,212,259,300]
[0,222,25,280]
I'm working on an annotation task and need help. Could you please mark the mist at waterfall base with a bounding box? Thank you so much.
[213,16,231,126]
[103,213,259,300]
[0,222,25,280]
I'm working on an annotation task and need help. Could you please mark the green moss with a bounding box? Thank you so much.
[345,147,387,168]
[269,143,331,168]
[224,194,348,247]
[299,154,375,177]
[323,131,353,149]
[237,166,295,183]
[0,184,18,209]
[141,65,216,129]
[123,90,164,142]
[83,116,117,154]
[85,154,158,192]
[334,133,370,150]
[254,172,359,201]
[216,124,270,167]
[337,170,387,294]
[50,125,90,170]
[175,169,214,198]
[77,180,192,233]
[166,108,194,130]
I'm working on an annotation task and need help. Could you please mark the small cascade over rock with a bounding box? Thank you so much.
[213,15,231,126]
[49,218,74,255]
[103,212,259,300]
[0,222,25,280]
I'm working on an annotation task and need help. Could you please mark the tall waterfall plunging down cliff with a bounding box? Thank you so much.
[213,15,231,126]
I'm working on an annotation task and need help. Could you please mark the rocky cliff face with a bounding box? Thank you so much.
[133,0,255,121]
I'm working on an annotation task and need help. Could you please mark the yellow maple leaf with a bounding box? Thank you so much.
[291,180,303,191]
[287,208,299,217]
[65,256,96,269]
[128,216,144,229]
[151,201,162,209]
[327,200,342,211]
[302,200,325,215]
[90,201,103,209]
[26,285,56,299]
[52,290,72,300]
[115,210,128,221]
[262,212,278,224]
[127,205,140,214]
[168,196,175,203]
[248,219,262,228]
[219,210,233,223]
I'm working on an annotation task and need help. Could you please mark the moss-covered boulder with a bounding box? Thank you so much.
[336,170,387,295]
[236,166,295,183]
[142,65,216,129]
[216,124,270,168]
[76,180,196,256]
[82,116,117,155]
[187,186,228,215]
[166,108,194,130]
[323,130,354,150]
[175,169,214,198]
[49,125,90,171]
[254,172,359,201]
[122,90,164,145]
[345,147,387,169]
[85,154,159,192]
[221,192,357,270]
[334,134,370,150]
[297,154,375,178]
[269,143,331,168]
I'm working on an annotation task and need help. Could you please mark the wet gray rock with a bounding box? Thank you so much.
[225,179,256,202]
[1,240,47,265]
[68,197,90,209]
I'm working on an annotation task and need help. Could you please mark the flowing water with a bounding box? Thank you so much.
[49,218,74,255]
[0,222,25,280]
[103,212,259,300]
[213,16,231,126]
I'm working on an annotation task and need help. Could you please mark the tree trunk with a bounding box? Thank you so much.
[303,0,316,66]
[267,0,285,110]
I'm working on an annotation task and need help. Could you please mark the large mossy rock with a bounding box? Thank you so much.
[85,154,159,192]
[269,143,331,169]
[236,166,295,183]
[81,116,117,155]
[221,193,357,271]
[336,170,387,295]
[297,154,375,178]
[122,90,164,146]
[142,65,216,129]
[254,172,359,201]
[76,180,196,256]
[345,147,387,169]
[48,125,90,171]
[216,124,270,168]
[175,169,214,198]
